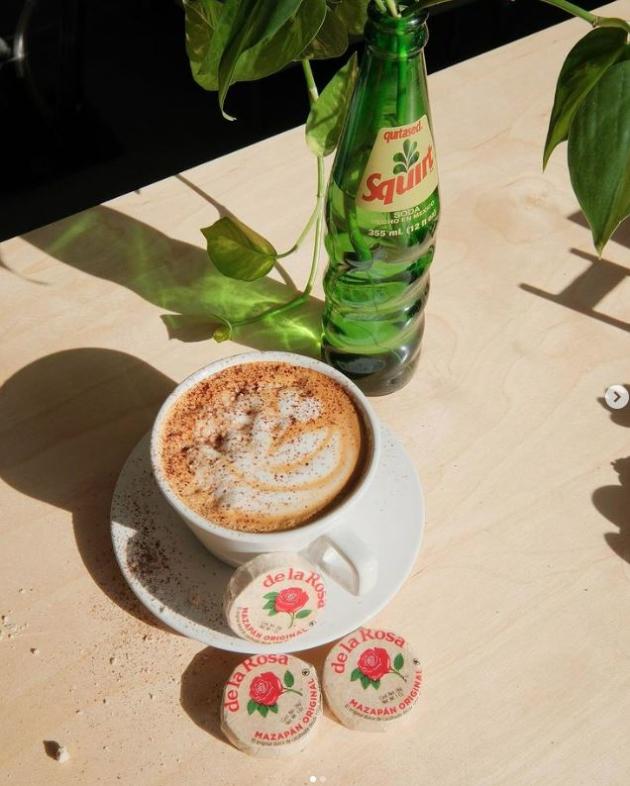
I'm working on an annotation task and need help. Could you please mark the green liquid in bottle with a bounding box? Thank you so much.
[322,2,440,396]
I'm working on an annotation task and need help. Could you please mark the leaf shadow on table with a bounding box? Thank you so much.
[180,642,336,743]
[519,247,630,334]
[0,347,176,629]
[592,394,630,565]
[21,203,322,357]
[596,390,630,430]
[593,457,630,566]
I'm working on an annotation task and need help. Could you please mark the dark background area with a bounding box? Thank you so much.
[0,0,602,241]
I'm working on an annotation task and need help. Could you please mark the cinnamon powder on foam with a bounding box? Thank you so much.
[159,363,366,533]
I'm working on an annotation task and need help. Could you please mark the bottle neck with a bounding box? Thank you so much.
[364,2,428,59]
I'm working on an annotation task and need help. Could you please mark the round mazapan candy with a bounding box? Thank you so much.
[323,627,422,732]
[221,653,322,756]
[223,553,327,645]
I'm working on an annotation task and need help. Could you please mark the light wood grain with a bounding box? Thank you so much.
[1,5,629,784]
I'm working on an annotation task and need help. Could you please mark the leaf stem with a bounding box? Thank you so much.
[301,58,319,107]
[230,60,325,332]
[540,0,630,31]
[274,62,324,259]
[416,0,629,33]
[539,0,596,24]
[276,201,320,259]
[305,154,325,296]
[386,0,401,17]
[389,669,407,682]
[275,62,324,299]
[591,17,630,33]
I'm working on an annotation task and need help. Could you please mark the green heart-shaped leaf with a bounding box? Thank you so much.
[568,60,630,254]
[247,699,257,715]
[393,152,406,164]
[263,592,279,600]
[295,609,311,619]
[393,163,407,174]
[184,0,223,91]
[269,703,279,713]
[544,28,627,169]
[190,0,325,96]
[333,0,369,37]
[258,704,269,717]
[306,52,359,156]
[350,668,362,682]
[235,1,326,84]
[284,670,295,688]
[301,6,349,60]
[215,0,305,119]
[393,653,404,671]
[202,216,277,281]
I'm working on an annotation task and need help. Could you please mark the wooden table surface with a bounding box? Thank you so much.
[2,5,629,784]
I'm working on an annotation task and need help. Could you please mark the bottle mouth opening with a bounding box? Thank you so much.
[368,1,428,30]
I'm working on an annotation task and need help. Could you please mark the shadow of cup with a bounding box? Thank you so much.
[0,347,175,627]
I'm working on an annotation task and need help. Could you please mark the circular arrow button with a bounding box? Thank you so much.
[605,384,629,410]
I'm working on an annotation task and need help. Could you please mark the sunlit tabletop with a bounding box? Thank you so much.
[1,4,629,784]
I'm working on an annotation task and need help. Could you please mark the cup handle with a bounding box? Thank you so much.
[303,529,378,596]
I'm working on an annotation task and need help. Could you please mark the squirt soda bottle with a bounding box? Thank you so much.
[322,1,440,396]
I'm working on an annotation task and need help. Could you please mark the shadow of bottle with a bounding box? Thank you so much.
[21,204,323,356]
[0,348,176,628]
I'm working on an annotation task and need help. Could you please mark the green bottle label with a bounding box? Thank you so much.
[357,115,438,213]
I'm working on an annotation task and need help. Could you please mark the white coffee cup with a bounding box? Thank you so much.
[150,351,380,595]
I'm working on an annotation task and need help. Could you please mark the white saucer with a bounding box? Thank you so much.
[111,424,424,654]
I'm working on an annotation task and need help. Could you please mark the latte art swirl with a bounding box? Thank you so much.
[160,363,365,532]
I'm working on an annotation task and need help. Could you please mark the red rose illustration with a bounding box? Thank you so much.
[274,587,309,614]
[357,647,391,681]
[249,672,283,706]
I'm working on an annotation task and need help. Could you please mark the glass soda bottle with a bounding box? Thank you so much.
[321,2,440,395]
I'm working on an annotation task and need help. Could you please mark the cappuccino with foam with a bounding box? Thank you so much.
[159,362,366,533]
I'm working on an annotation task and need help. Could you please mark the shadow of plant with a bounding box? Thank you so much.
[593,457,630,565]
[597,389,630,429]
[520,247,630,334]
[593,391,630,565]
[569,211,630,250]
[22,203,322,356]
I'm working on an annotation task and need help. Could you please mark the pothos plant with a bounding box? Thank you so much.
[184,0,630,342]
